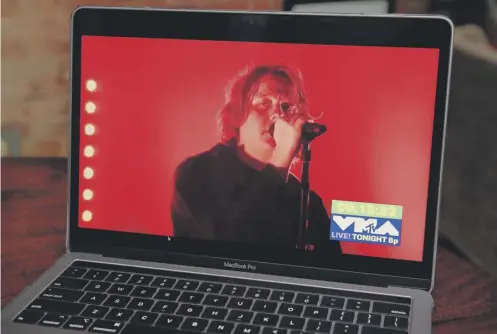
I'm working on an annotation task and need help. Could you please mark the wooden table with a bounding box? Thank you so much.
[2,158,497,333]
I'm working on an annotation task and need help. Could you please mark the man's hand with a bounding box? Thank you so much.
[269,116,306,173]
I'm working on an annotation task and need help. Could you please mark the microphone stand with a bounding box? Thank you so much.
[295,122,326,251]
[297,139,311,250]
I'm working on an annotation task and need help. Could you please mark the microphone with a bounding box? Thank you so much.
[302,122,327,141]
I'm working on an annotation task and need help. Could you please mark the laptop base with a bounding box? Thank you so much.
[2,252,433,333]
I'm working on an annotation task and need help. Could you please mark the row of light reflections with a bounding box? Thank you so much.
[82,79,97,223]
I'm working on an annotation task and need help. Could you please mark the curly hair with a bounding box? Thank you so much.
[217,64,310,143]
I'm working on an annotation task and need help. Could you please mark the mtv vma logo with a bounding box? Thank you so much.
[330,200,403,246]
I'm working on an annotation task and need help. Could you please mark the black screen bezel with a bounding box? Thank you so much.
[69,7,453,288]
[282,0,397,13]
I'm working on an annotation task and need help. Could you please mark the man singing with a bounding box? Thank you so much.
[171,64,341,254]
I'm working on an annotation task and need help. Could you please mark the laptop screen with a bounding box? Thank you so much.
[78,36,439,263]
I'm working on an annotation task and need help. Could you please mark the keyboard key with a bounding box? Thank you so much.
[40,287,84,302]
[28,298,85,315]
[84,270,109,281]
[51,277,89,290]
[270,291,294,302]
[361,327,408,334]
[228,297,253,309]
[235,324,261,334]
[179,291,205,304]
[262,328,287,334]
[222,285,246,296]
[203,307,229,320]
[208,321,235,333]
[279,304,303,316]
[152,301,179,314]
[128,298,154,311]
[89,320,125,333]
[346,299,370,311]
[372,302,411,317]
[203,294,229,307]
[252,300,277,313]
[106,308,134,322]
[321,296,345,308]
[303,306,328,319]
[62,316,94,330]
[175,279,199,291]
[104,295,131,308]
[329,309,355,323]
[81,305,110,318]
[182,318,209,331]
[384,316,409,329]
[156,314,183,328]
[122,323,187,334]
[227,310,253,323]
[151,277,176,288]
[39,313,69,327]
[295,293,319,305]
[81,292,107,304]
[246,288,270,299]
[105,272,131,283]
[108,284,134,295]
[13,310,44,324]
[155,289,180,301]
[280,316,305,330]
[61,267,88,278]
[306,319,332,333]
[128,274,154,286]
[198,282,223,293]
[85,281,111,293]
[253,313,279,326]
[357,312,382,326]
[131,286,157,298]
[333,323,359,334]
[177,303,203,317]
[130,311,159,325]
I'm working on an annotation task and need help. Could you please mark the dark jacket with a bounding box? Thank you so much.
[171,142,341,254]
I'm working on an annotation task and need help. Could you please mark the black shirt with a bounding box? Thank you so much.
[171,142,341,255]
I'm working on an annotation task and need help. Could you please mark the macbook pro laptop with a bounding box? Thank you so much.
[1,7,453,334]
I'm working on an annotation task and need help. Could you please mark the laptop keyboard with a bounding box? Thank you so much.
[13,261,411,334]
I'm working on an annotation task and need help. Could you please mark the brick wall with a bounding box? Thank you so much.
[1,0,426,157]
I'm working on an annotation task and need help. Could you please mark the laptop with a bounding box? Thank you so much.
[1,7,453,334]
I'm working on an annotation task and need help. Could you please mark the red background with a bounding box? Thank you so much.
[79,36,439,261]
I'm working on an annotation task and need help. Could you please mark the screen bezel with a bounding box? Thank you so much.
[69,7,453,289]
[282,0,397,13]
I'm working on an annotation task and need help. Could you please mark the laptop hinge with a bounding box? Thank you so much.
[388,282,431,291]
[103,247,415,289]
[103,247,167,263]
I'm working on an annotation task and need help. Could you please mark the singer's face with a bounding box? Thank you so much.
[239,75,298,151]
